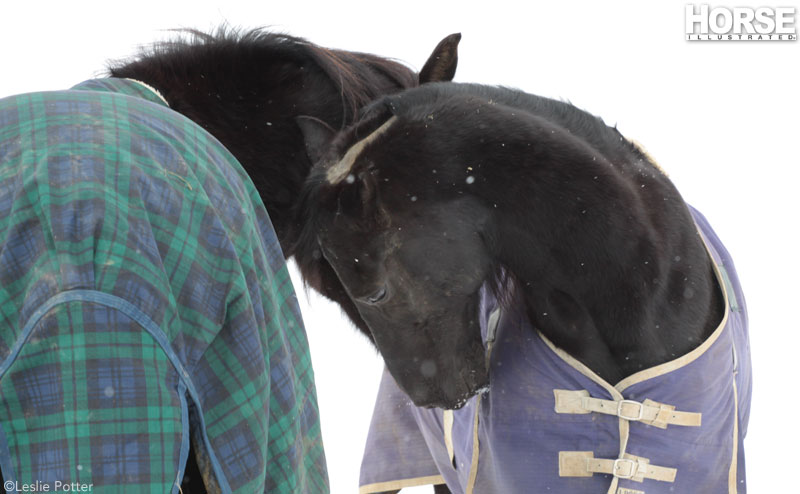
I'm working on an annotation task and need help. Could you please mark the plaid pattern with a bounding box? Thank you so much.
[0,79,329,493]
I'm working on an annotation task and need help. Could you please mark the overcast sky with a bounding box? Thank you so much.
[1,1,797,492]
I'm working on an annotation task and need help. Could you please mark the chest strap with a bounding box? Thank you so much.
[554,389,702,428]
[559,451,677,483]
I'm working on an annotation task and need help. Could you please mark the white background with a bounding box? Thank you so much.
[1,1,797,492]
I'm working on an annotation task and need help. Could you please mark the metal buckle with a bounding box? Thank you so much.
[617,399,644,421]
[613,458,638,479]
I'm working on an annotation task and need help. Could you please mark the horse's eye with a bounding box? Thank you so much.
[366,286,387,305]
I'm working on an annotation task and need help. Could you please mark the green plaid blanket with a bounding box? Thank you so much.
[0,79,329,493]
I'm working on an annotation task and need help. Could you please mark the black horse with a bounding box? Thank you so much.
[296,83,748,493]
[297,82,724,404]
[107,28,461,493]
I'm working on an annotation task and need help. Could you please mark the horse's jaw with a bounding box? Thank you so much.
[381,342,490,410]
[443,383,491,411]
[406,375,489,411]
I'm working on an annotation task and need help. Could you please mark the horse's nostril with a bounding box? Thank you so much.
[420,360,437,377]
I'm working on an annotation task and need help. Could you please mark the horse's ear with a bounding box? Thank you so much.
[296,115,336,163]
[418,33,461,84]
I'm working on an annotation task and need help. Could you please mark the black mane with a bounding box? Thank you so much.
[110,27,417,124]
[109,27,418,250]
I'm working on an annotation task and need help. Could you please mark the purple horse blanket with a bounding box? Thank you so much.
[360,206,751,494]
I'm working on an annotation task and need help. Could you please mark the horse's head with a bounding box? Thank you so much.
[288,36,480,382]
[297,92,502,409]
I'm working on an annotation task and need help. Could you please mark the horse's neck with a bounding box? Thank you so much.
[109,53,343,250]
[493,144,723,383]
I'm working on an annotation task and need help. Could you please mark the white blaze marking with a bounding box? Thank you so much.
[326,116,398,184]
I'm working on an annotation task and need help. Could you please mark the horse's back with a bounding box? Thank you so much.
[0,80,328,493]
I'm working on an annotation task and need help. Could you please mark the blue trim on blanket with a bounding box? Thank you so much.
[0,291,80,379]
[174,381,191,494]
[0,290,84,492]
[0,289,232,494]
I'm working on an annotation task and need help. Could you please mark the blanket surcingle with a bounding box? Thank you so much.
[0,79,329,493]
[361,207,751,494]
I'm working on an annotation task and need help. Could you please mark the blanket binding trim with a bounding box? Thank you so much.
[464,398,482,494]
[359,474,445,494]
[123,78,169,106]
[463,306,502,493]
[0,290,232,493]
[539,224,731,392]
[728,377,739,494]
[615,226,731,392]
[443,409,455,466]
[174,381,190,494]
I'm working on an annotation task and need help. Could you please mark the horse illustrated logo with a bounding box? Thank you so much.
[685,4,796,40]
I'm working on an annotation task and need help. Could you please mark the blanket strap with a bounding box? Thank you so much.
[553,389,701,428]
[559,451,677,483]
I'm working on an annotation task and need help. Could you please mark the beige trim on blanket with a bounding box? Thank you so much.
[615,229,730,392]
[728,376,739,493]
[462,307,504,493]
[123,78,169,106]
[359,475,445,494]
[464,398,482,494]
[443,409,455,466]
[540,335,624,401]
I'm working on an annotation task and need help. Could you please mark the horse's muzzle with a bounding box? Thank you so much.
[404,364,489,410]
